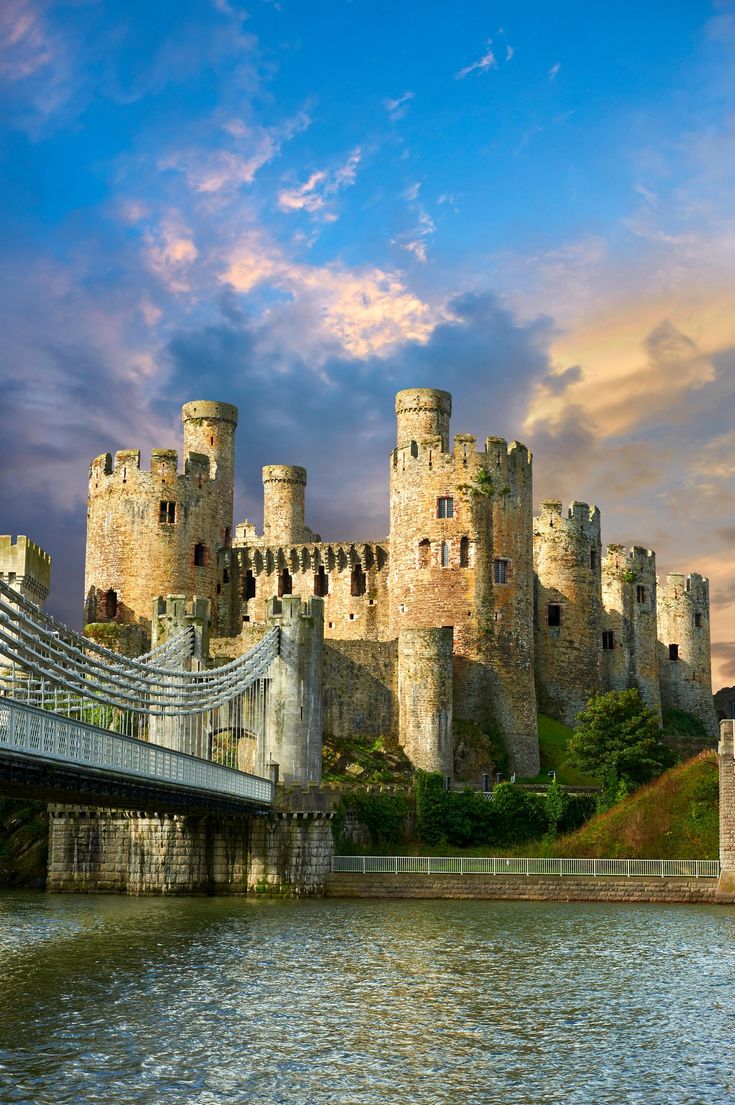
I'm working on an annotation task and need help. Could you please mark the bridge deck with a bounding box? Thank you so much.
[0,698,273,815]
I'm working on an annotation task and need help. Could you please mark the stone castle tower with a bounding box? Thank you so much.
[81,387,717,775]
[84,401,237,649]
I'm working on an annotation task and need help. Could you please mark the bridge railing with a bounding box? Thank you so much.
[0,698,273,806]
[332,856,721,878]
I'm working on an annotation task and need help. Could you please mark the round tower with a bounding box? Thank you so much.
[601,545,661,717]
[262,465,307,546]
[389,389,539,775]
[398,627,454,775]
[533,500,603,726]
[182,400,238,546]
[658,572,717,737]
[395,388,452,451]
[84,401,238,650]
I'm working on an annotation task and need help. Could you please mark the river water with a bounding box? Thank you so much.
[0,892,734,1105]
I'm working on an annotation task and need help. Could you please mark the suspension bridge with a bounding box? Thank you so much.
[0,579,281,814]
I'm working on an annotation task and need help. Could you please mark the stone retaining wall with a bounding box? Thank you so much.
[326,872,732,904]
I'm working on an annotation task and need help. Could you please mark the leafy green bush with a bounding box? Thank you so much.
[336,790,409,849]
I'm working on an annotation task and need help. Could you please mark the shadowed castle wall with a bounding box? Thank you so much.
[658,572,717,737]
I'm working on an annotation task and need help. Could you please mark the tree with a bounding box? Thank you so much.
[569,689,675,802]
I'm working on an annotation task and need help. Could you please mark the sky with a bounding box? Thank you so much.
[1,0,735,687]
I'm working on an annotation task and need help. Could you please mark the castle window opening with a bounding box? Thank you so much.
[159,500,176,524]
[493,558,509,584]
[210,436,214,446]
[669,643,679,662]
[351,564,366,596]
[328,621,334,629]
[460,536,470,567]
[244,570,256,600]
[224,526,231,546]
[222,568,230,583]
[695,612,702,628]
[104,589,117,619]
[417,539,430,568]
[636,585,647,604]
[193,543,207,567]
[590,548,597,571]
[314,565,329,597]
[242,615,250,624]
[548,603,561,627]
[278,568,292,597]
[349,613,356,620]
[440,541,450,568]
[602,630,614,650]
[437,496,454,519]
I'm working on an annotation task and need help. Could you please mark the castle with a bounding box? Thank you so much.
[80,388,717,777]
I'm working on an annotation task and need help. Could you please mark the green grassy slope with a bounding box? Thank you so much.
[543,751,719,859]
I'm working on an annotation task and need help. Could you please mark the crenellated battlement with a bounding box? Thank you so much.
[534,499,601,543]
[89,447,214,488]
[603,544,657,578]
[0,535,52,607]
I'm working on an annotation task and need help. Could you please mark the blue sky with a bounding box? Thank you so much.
[1,0,735,684]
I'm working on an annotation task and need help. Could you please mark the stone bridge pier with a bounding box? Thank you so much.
[47,787,336,896]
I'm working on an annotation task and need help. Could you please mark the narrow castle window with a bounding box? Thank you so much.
[224,526,231,546]
[548,604,561,627]
[669,643,679,661]
[460,536,470,568]
[278,568,292,597]
[493,558,510,584]
[159,500,176,524]
[440,541,450,568]
[314,566,329,597]
[351,564,366,596]
[590,549,597,570]
[636,585,647,604]
[437,496,454,519]
[418,539,430,568]
[244,570,256,600]
[222,568,230,584]
[193,543,207,567]
[695,612,703,628]
[602,630,614,650]
[104,589,117,619]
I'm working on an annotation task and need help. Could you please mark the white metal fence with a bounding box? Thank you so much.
[332,855,720,878]
[0,698,273,806]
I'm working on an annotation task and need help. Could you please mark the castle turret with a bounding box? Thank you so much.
[84,401,238,650]
[262,465,308,545]
[389,388,539,775]
[601,545,661,717]
[658,572,717,737]
[182,400,238,548]
[395,388,451,451]
[533,500,602,726]
[0,535,51,609]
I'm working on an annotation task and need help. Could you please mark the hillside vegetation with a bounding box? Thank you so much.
[0,799,48,887]
[531,751,719,860]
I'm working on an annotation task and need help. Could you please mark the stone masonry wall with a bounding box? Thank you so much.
[326,872,725,903]
[397,627,453,774]
[48,806,335,896]
[719,721,735,895]
[322,639,398,740]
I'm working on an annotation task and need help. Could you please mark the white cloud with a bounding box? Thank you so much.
[548,62,561,80]
[144,217,199,292]
[221,232,436,356]
[277,148,361,219]
[455,40,497,79]
[393,209,436,264]
[383,91,414,121]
